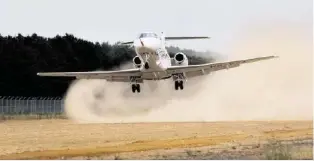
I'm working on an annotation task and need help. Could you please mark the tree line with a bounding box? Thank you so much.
[0,33,216,97]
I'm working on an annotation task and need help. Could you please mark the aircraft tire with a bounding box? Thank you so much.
[144,62,149,69]
[179,81,184,90]
[174,81,179,90]
[136,84,141,93]
[131,84,136,93]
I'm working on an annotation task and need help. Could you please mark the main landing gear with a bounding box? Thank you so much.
[129,73,186,93]
[131,56,148,93]
[130,76,142,93]
[131,84,141,93]
[174,80,184,90]
[173,73,185,91]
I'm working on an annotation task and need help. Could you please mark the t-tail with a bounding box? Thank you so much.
[121,33,210,45]
[160,32,166,47]
[164,36,210,40]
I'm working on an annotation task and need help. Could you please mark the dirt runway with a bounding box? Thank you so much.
[0,120,312,159]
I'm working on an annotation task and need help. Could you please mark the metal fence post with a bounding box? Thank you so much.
[0,97,3,114]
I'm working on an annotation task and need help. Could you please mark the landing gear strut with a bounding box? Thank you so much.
[143,53,150,70]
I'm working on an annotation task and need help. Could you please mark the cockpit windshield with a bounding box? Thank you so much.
[138,33,158,38]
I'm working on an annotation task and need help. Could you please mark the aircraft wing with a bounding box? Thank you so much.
[166,55,278,78]
[37,68,142,82]
[37,55,277,82]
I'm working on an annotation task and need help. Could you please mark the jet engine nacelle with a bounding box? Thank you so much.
[133,56,142,68]
[173,52,188,66]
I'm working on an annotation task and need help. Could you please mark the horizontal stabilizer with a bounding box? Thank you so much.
[165,36,210,40]
[121,41,133,45]
[120,36,210,44]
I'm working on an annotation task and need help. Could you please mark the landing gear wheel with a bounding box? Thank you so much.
[175,81,179,90]
[131,84,141,93]
[132,84,136,93]
[174,81,184,90]
[136,84,141,93]
[179,81,184,90]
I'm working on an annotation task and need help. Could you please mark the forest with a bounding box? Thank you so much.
[0,33,216,97]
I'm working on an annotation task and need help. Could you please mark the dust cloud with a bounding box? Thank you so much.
[64,20,312,123]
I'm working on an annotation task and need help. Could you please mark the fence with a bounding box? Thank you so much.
[0,96,64,115]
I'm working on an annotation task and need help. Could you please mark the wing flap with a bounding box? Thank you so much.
[37,68,142,80]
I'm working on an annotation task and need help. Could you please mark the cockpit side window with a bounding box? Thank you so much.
[139,33,146,38]
[152,33,158,38]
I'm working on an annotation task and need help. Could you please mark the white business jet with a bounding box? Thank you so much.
[37,32,278,93]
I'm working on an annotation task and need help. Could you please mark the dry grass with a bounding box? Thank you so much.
[263,138,313,160]
[67,138,313,160]
[264,139,292,159]
[0,120,312,159]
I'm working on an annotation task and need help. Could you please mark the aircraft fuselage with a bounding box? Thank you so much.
[133,33,172,80]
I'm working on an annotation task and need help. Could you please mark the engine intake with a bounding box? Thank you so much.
[173,52,188,66]
[175,53,184,62]
[133,56,142,68]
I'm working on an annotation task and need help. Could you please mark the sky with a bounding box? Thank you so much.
[0,0,312,54]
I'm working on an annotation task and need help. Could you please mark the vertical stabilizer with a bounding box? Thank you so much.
[161,32,166,47]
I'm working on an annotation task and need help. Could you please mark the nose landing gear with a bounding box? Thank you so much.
[143,53,150,70]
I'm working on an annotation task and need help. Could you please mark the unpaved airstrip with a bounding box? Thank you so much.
[0,120,312,159]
